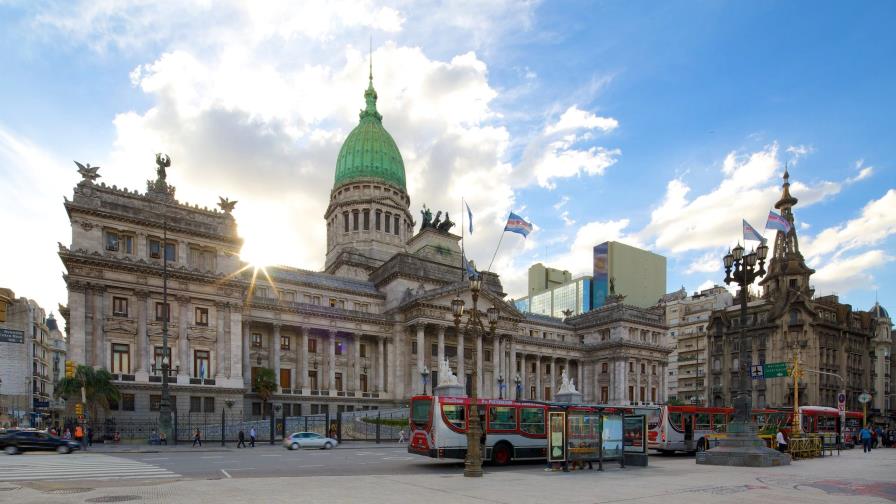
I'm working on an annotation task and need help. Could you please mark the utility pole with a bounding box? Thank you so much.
[790,347,802,435]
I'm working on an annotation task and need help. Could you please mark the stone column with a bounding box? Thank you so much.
[93,287,105,369]
[300,327,309,392]
[177,296,190,379]
[519,354,527,400]
[353,333,361,393]
[492,335,501,397]
[456,327,465,391]
[535,356,542,400]
[635,360,642,404]
[616,359,628,405]
[135,290,149,378]
[213,302,225,380]
[391,323,404,399]
[272,323,282,391]
[509,339,517,381]
[415,324,425,394]
[67,285,87,364]
[437,326,445,367]
[228,307,242,382]
[577,360,584,396]
[292,328,300,392]
[377,336,385,392]
[242,320,251,386]
[660,363,666,403]
[328,330,336,393]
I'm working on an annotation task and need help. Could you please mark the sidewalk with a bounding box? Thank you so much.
[84,440,403,454]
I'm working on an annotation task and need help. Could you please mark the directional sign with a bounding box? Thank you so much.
[838,392,847,412]
[750,365,764,379]
[763,362,789,378]
[858,393,872,404]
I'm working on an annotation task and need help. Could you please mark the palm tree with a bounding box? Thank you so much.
[253,367,277,419]
[55,365,121,422]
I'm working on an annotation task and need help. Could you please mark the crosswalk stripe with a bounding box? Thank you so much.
[0,454,180,482]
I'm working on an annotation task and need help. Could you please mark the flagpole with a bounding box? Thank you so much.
[486,230,506,273]
[460,197,465,282]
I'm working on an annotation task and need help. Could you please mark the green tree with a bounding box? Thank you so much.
[55,365,121,422]
[253,367,277,419]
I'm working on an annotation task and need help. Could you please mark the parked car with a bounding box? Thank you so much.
[283,432,338,450]
[0,430,81,455]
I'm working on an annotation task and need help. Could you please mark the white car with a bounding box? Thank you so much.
[283,432,338,450]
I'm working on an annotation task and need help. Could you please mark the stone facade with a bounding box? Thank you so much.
[707,172,894,418]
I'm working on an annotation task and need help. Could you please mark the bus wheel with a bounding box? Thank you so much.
[697,438,708,452]
[492,442,512,466]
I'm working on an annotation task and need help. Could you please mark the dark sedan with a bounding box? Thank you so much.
[0,431,80,455]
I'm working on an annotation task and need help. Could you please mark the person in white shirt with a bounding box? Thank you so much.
[776,429,788,452]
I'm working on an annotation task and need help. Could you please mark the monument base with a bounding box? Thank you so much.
[434,384,466,397]
[696,421,791,467]
[555,391,583,404]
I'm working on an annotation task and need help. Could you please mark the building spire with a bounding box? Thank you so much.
[369,35,373,83]
[360,37,382,122]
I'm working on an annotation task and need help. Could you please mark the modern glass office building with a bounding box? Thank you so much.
[592,241,666,309]
[515,276,592,317]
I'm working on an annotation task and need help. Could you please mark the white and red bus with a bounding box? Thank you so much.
[798,406,864,447]
[407,395,550,465]
[649,405,789,453]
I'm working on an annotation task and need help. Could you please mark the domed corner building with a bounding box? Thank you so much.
[60,71,680,429]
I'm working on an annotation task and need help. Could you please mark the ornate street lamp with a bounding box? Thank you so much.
[514,373,522,401]
[421,365,430,395]
[497,374,505,400]
[451,272,498,478]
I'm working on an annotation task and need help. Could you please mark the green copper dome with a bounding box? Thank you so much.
[334,75,406,191]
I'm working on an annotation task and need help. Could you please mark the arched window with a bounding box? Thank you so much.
[352,210,359,231]
[343,212,349,233]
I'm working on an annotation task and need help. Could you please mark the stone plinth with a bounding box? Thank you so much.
[696,422,791,467]
[555,391,583,404]
[434,384,466,397]
[406,228,462,267]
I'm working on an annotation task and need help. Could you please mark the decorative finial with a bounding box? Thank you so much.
[74,161,101,182]
[783,162,790,183]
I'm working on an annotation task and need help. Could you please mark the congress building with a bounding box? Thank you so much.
[59,74,672,420]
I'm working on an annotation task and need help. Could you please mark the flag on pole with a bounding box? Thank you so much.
[466,201,473,235]
[462,254,477,278]
[199,361,206,379]
[742,219,766,243]
[765,210,792,233]
[504,212,533,237]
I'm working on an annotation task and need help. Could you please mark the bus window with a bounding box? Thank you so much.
[411,398,432,428]
[712,414,727,432]
[442,404,465,429]
[669,412,683,432]
[818,415,837,432]
[801,415,811,433]
[754,414,766,427]
[488,407,516,431]
[696,413,710,430]
[520,407,545,435]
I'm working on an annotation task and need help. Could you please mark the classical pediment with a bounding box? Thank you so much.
[104,317,137,335]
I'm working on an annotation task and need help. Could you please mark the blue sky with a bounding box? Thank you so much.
[0,1,893,320]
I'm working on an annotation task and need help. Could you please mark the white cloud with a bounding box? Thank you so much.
[812,250,893,296]
[544,105,618,134]
[802,189,896,260]
[553,195,570,210]
[846,159,874,184]
[785,144,813,164]
[560,211,575,226]
[685,251,722,275]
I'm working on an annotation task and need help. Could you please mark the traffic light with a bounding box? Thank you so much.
[74,403,84,416]
[65,360,75,378]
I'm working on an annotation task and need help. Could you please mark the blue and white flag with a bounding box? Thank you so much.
[765,211,792,233]
[742,219,766,243]
[504,212,533,237]
[199,361,206,379]
[462,254,477,278]
[465,201,473,235]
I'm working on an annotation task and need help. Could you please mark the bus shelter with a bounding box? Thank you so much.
[548,405,644,471]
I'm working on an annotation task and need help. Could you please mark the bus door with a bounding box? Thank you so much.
[683,414,694,450]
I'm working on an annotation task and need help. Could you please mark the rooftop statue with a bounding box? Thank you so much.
[155,153,170,181]
[437,212,455,233]
[420,205,432,229]
[218,196,237,213]
[74,161,101,183]
[419,205,456,234]
[431,210,443,229]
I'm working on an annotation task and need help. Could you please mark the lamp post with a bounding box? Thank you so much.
[722,241,768,429]
[497,374,505,400]
[158,201,174,443]
[451,272,498,478]
[514,373,521,401]
[421,365,430,395]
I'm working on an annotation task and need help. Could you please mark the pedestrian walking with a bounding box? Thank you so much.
[237,429,246,448]
[87,427,93,448]
[159,430,167,445]
[249,426,257,447]
[398,429,406,443]
[860,425,873,453]
[192,428,202,447]
[875,426,884,448]
[74,425,84,445]
[776,429,788,452]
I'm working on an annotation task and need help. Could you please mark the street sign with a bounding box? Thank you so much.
[858,393,872,404]
[750,365,764,379]
[0,328,24,344]
[837,392,847,412]
[763,362,789,378]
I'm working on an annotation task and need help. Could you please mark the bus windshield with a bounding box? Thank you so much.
[411,398,433,428]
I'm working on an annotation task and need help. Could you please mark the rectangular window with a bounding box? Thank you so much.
[488,407,516,431]
[335,372,343,392]
[375,211,381,231]
[363,209,370,230]
[204,397,215,413]
[641,363,646,374]
[252,333,262,347]
[629,362,634,373]
[252,402,262,416]
[464,348,472,360]
[111,343,130,374]
[445,345,457,358]
[149,239,161,259]
[153,346,165,373]
[280,368,291,388]
[281,335,290,350]
[520,407,544,434]
[360,374,368,393]
[484,349,492,361]
[112,297,128,317]
[283,291,296,302]
[431,343,438,357]
[256,286,268,298]
[652,365,657,375]
[651,387,657,403]
[309,370,319,390]
[121,394,135,411]
[164,242,176,262]
[394,215,400,235]
[628,386,634,402]
[105,230,120,251]
[360,343,367,358]
[544,387,551,401]
[150,395,161,411]
[442,404,466,429]
[529,385,536,400]
[352,211,359,231]
[336,340,344,355]
[190,396,202,413]
[356,303,368,312]
[384,213,391,233]
[639,386,645,403]
[308,338,317,353]
[601,386,609,403]
[601,362,608,374]
[531,362,536,373]
[194,350,210,379]
[343,212,350,232]
[195,307,209,326]
[155,302,170,322]
[411,341,417,354]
